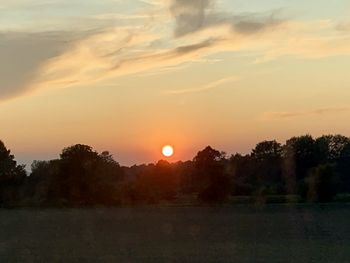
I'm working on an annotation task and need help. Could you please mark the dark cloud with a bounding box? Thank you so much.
[170,0,284,37]
[232,13,283,34]
[0,31,77,100]
[173,38,217,55]
[170,0,213,37]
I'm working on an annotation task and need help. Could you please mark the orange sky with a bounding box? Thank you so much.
[1,0,350,168]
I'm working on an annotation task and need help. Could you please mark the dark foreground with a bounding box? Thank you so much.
[0,204,349,262]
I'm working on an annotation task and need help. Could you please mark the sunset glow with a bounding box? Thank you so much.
[0,0,350,168]
[1,1,350,261]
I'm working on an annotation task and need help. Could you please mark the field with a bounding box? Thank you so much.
[0,204,349,262]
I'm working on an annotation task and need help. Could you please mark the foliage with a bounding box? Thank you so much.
[0,141,26,206]
[0,134,350,207]
[306,164,339,202]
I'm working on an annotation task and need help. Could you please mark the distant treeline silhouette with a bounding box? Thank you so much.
[1,134,350,207]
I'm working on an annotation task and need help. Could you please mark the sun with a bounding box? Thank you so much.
[162,145,174,157]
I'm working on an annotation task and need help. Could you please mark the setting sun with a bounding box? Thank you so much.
[162,145,174,157]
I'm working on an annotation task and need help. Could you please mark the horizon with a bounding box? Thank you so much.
[1,0,350,168]
[5,132,348,172]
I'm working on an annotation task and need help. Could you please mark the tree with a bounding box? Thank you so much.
[283,135,320,197]
[284,135,319,179]
[92,151,124,205]
[29,160,60,205]
[315,135,350,162]
[176,160,195,194]
[336,141,350,193]
[58,144,99,205]
[228,154,255,195]
[306,164,338,202]
[58,144,123,206]
[1,134,349,207]
[252,140,282,161]
[0,140,26,206]
[193,146,230,202]
[127,160,181,203]
[0,141,26,180]
[251,141,283,194]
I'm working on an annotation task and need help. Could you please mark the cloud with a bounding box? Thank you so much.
[336,21,350,32]
[3,1,350,102]
[25,19,350,98]
[0,31,77,100]
[233,13,283,35]
[261,107,350,121]
[170,0,212,37]
[166,75,239,94]
[32,33,221,91]
[170,0,284,37]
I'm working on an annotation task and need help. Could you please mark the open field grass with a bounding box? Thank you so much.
[0,204,349,262]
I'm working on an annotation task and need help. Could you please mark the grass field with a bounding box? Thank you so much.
[0,204,349,262]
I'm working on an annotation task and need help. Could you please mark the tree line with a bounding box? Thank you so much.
[1,134,350,207]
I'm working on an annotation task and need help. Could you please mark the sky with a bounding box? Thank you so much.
[1,0,350,168]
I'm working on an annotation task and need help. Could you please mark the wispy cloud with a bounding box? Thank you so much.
[0,31,78,100]
[166,76,239,94]
[31,34,220,92]
[2,0,350,102]
[260,107,350,121]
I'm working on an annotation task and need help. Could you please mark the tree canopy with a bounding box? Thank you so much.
[0,135,350,207]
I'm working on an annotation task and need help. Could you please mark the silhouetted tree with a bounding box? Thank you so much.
[58,144,99,205]
[128,160,181,203]
[315,135,350,162]
[28,160,60,205]
[283,135,320,197]
[1,133,350,207]
[252,140,282,161]
[55,145,124,206]
[337,141,350,193]
[193,146,230,202]
[251,140,284,195]
[176,160,195,194]
[284,135,319,180]
[0,141,26,206]
[154,160,180,200]
[228,154,255,195]
[306,164,338,202]
[92,151,124,205]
